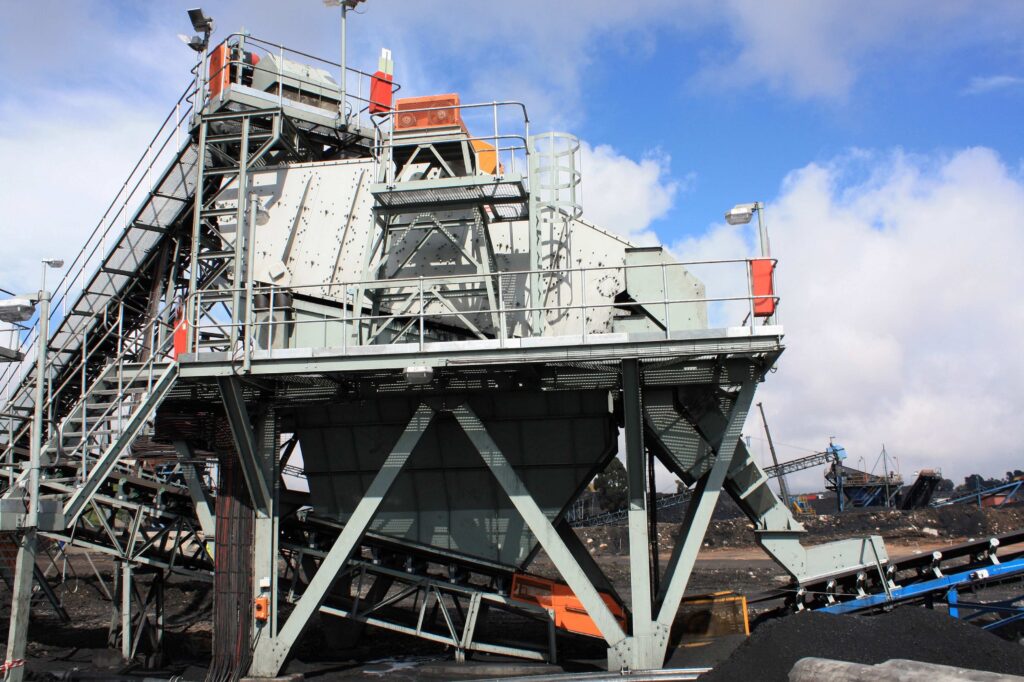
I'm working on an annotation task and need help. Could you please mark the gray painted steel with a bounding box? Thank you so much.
[293,390,616,567]
[0,34,898,679]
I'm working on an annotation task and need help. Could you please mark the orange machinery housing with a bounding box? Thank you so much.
[510,573,626,638]
[394,93,502,175]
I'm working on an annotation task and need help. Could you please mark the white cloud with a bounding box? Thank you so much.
[962,75,1024,95]
[579,143,679,244]
[698,1,1024,100]
[0,92,164,291]
[674,147,1024,490]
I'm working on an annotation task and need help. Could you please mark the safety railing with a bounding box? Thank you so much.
[184,258,779,360]
[195,34,401,133]
[373,100,531,185]
[0,80,200,418]
[0,29,391,436]
[0,303,179,490]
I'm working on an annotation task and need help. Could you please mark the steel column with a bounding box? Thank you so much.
[216,377,271,515]
[250,403,435,676]
[654,382,755,631]
[252,409,280,639]
[172,441,215,539]
[186,121,208,351]
[121,561,132,661]
[5,287,52,682]
[229,119,251,347]
[615,357,665,670]
[4,529,36,680]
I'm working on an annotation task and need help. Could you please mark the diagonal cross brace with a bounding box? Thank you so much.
[451,403,627,647]
[63,363,179,525]
[252,403,435,676]
[172,441,215,538]
[654,381,755,627]
[217,377,272,516]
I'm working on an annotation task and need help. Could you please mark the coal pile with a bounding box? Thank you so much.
[701,607,1024,682]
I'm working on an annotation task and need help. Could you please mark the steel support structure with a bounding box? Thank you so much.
[250,403,435,676]
[617,358,665,670]
[217,377,271,515]
[172,440,215,539]
[450,403,628,652]
[653,382,754,637]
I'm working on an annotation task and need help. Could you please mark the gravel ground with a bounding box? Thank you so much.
[577,505,1024,553]
[2,505,1022,679]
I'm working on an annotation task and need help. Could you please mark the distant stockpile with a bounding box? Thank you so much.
[576,505,1024,554]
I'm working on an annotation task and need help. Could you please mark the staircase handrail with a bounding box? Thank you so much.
[0,301,179,483]
[0,79,198,410]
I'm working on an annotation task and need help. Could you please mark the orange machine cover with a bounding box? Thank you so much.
[751,258,776,317]
[394,93,462,131]
[471,139,503,175]
[511,573,626,638]
[172,316,188,359]
[369,71,394,115]
[207,44,230,99]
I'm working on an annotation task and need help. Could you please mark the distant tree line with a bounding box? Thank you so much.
[951,469,1024,494]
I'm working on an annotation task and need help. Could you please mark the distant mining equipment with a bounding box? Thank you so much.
[0,23,907,679]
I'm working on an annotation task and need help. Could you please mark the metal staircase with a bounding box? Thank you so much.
[0,315,181,510]
[61,357,180,524]
[0,85,200,446]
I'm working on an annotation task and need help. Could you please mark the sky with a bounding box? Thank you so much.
[1,1,1023,493]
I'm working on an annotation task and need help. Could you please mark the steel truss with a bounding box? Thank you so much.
[280,545,556,663]
[203,353,777,676]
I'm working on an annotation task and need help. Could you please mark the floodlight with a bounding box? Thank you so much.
[404,366,433,385]
[178,33,206,52]
[0,298,36,323]
[0,347,22,362]
[724,203,756,226]
[187,8,214,33]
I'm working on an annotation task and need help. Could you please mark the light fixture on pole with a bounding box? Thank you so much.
[182,8,215,125]
[187,7,215,34]
[724,201,769,258]
[4,257,63,682]
[181,7,213,52]
[323,0,367,125]
[0,298,35,324]
[177,33,207,52]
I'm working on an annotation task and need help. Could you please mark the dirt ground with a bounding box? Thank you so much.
[1,505,1021,680]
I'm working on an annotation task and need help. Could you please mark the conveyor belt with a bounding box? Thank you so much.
[764,530,1024,613]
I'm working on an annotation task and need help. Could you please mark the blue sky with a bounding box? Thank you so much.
[1,1,1023,490]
